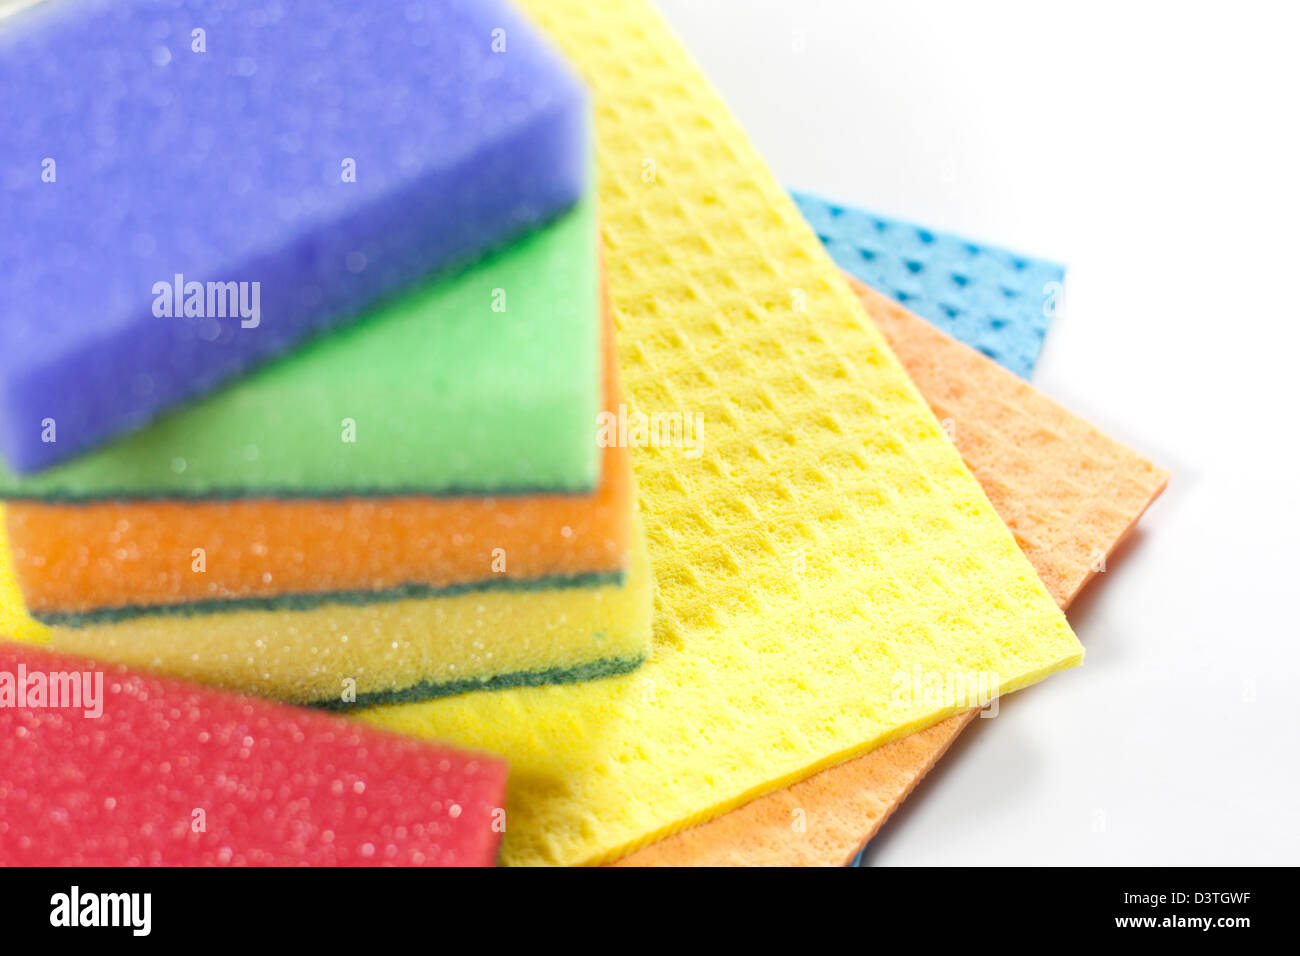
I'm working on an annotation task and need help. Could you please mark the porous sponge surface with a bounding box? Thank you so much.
[617,277,1169,867]
[46,518,652,707]
[793,191,1065,378]
[0,643,508,866]
[0,515,46,645]
[0,188,600,499]
[7,306,630,619]
[0,0,588,472]
[354,0,1083,867]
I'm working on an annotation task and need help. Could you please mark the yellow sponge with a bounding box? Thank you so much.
[348,0,1083,866]
[0,511,47,645]
[41,518,652,707]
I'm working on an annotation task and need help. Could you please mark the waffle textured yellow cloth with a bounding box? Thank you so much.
[352,0,1082,865]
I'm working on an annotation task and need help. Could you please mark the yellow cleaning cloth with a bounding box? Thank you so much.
[350,0,1082,866]
[615,278,1169,866]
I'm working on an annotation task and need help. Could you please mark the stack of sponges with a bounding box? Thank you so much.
[0,0,652,708]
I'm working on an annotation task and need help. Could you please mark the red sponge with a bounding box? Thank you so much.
[0,643,507,866]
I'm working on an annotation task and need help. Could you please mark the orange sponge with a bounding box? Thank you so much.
[6,307,628,621]
[615,277,1169,866]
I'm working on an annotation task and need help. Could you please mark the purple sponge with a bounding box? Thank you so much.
[0,0,588,472]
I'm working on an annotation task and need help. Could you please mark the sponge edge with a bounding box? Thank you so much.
[0,643,509,866]
[48,517,653,708]
[9,441,628,622]
[6,299,630,621]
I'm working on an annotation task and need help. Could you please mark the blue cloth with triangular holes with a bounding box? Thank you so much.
[792,191,1065,378]
[0,0,588,473]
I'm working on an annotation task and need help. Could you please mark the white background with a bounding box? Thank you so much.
[656,0,1299,865]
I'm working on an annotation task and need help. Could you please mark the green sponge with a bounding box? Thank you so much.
[0,188,600,500]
